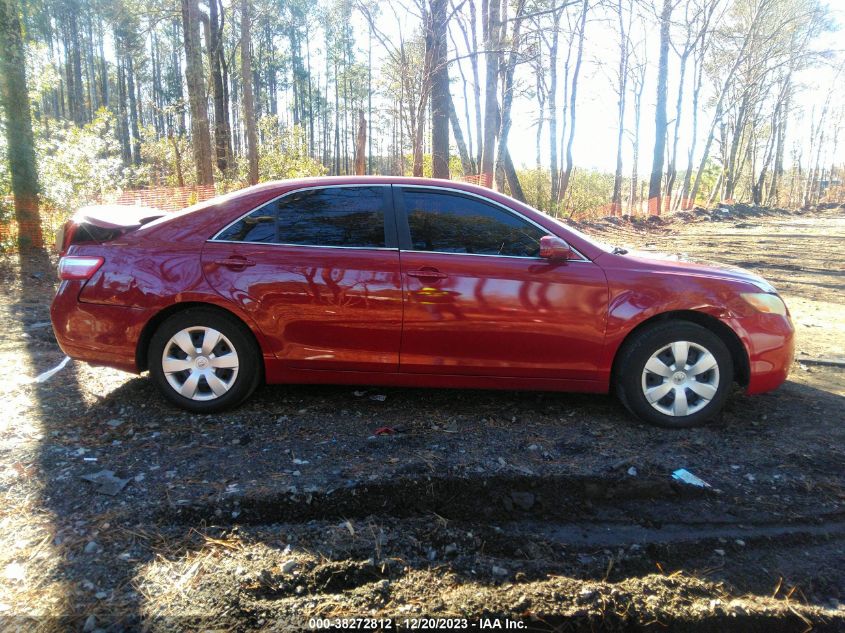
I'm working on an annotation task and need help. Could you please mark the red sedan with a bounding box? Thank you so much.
[50,177,794,427]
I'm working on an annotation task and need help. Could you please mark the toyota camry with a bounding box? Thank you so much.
[50,177,795,427]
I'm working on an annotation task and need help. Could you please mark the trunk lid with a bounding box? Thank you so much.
[57,204,166,255]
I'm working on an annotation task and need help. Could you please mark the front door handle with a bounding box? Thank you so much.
[407,268,447,280]
[215,256,256,269]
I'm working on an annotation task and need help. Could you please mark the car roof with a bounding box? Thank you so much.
[240,175,492,196]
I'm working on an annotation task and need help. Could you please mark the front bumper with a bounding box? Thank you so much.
[737,311,795,395]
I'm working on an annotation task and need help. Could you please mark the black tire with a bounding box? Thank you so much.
[148,307,262,413]
[614,321,734,428]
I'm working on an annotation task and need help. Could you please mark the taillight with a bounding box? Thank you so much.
[58,256,105,280]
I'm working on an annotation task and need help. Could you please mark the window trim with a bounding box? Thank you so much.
[208,182,590,261]
[209,183,397,250]
[394,185,590,262]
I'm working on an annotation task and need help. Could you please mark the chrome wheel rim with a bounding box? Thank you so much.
[161,327,239,401]
[640,340,720,417]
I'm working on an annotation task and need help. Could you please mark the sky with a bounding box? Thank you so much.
[351,0,845,174]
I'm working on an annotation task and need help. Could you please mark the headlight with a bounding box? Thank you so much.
[741,292,787,316]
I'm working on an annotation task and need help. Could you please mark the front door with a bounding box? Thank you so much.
[395,187,608,379]
[203,185,402,373]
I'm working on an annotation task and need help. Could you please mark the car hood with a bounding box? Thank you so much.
[608,249,776,293]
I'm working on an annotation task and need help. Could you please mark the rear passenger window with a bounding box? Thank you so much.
[216,209,276,243]
[215,186,388,248]
[402,189,546,257]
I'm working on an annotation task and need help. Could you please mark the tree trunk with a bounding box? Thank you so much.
[769,77,790,204]
[97,17,108,108]
[0,0,43,248]
[412,106,425,177]
[469,0,483,170]
[559,0,588,203]
[448,94,473,175]
[151,30,163,138]
[115,47,131,165]
[666,48,691,211]
[503,148,525,202]
[689,107,721,207]
[723,92,749,200]
[806,124,826,207]
[534,48,545,208]
[172,19,187,135]
[547,11,560,205]
[84,13,97,113]
[354,109,366,175]
[429,0,450,179]
[680,49,705,209]
[307,33,315,159]
[479,0,500,181]
[68,11,86,125]
[169,132,186,187]
[334,58,340,175]
[343,44,350,175]
[126,54,142,166]
[208,0,233,174]
[753,116,777,205]
[367,24,372,172]
[289,25,300,125]
[648,0,672,215]
[240,0,259,185]
[494,0,526,192]
[611,0,628,215]
[628,58,645,214]
[181,0,214,185]
[265,24,276,117]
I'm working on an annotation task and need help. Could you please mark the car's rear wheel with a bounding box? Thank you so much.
[148,308,261,413]
[614,321,733,428]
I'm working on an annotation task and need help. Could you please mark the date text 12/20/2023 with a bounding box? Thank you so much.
[308,617,527,630]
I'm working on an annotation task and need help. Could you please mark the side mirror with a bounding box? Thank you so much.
[539,235,576,260]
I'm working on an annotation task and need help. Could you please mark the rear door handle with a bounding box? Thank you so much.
[215,256,256,269]
[407,268,447,280]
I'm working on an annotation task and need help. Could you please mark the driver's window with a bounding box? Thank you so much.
[402,189,546,257]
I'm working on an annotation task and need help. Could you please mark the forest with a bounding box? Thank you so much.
[0,0,842,249]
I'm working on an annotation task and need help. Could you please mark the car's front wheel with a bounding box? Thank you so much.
[148,308,261,413]
[615,321,734,428]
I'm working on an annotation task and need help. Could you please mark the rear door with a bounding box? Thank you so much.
[202,185,403,372]
[395,186,608,379]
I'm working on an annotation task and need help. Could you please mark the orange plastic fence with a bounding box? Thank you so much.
[109,184,217,211]
[0,219,43,249]
[0,185,219,250]
[460,173,493,188]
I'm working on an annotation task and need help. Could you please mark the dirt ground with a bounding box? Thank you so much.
[0,205,843,632]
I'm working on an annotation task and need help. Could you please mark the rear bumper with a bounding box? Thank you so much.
[739,312,795,395]
[50,280,149,374]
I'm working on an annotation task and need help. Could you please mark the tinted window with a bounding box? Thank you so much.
[216,208,276,243]
[216,186,387,247]
[403,190,546,257]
